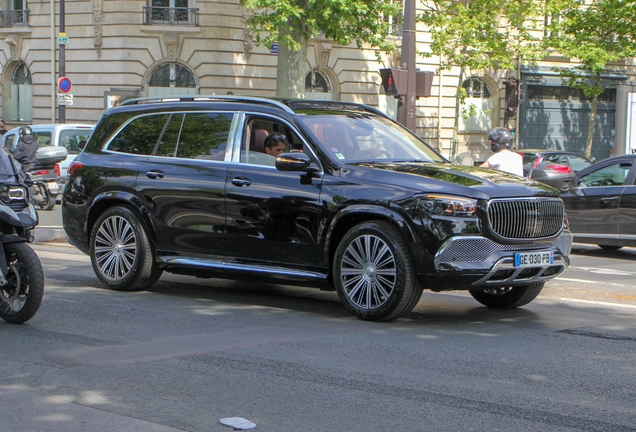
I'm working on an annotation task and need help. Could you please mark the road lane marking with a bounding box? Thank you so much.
[556,297,636,310]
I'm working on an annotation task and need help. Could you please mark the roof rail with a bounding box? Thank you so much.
[120,94,295,114]
[284,100,389,118]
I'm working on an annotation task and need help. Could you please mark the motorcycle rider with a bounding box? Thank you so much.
[479,127,523,177]
[13,126,38,172]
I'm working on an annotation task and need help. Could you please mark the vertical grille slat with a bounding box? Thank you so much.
[487,198,564,239]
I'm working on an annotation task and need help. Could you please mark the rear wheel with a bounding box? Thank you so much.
[0,242,44,324]
[599,245,622,251]
[41,192,56,211]
[333,221,423,321]
[469,283,544,309]
[90,206,162,291]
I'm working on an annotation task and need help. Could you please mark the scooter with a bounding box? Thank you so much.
[27,146,68,211]
[0,147,44,324]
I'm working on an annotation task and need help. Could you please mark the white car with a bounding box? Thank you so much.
[4,123,95,187]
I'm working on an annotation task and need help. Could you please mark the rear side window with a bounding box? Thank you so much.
[175,112,233,160]
[59,129,93,154]
[108,114,170,155]
[34,132,53,147]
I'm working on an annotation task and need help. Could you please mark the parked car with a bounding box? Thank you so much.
[4,123,95,189]
[561,154,636,250]
[519,149,594,191]
[62,96,572,321]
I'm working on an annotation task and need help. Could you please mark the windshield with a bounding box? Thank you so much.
[296,112,446,163]
[0,148,19,179]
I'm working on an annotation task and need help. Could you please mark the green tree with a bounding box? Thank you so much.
[239,0,401,98]
[545,0,636,159]
[418,0,546,154]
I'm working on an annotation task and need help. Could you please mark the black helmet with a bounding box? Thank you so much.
[18,126,33,137]
[488,127,514,152]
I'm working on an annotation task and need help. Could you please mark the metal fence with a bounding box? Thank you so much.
[0,10,28,28]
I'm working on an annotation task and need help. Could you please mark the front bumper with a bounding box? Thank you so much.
[426,231,572,290]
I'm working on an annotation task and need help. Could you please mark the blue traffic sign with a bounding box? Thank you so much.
[58,77,72,93]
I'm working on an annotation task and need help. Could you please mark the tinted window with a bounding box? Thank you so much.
[579,162,632,187]
[154,114,183,157]
[108,114,170,155]
[176,112,233,160]
[567,155,592,172]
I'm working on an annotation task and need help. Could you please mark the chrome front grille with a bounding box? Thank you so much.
[487,198,564,239]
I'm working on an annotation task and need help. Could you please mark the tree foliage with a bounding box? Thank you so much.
[240,0,402,98]
[418,0,546,151]
[545,0,636,158]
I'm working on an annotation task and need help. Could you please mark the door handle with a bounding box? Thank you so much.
[231,177,252,187]
[146,170,165,179]
[600,196,618,208]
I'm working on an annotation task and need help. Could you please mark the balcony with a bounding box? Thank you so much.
[143,7,198,26]
[0,10,28,28]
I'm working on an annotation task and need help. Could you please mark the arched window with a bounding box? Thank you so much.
[3,62,33,122]
[147,63,198,96]
[305,68,335,100]
[459,76,492,132]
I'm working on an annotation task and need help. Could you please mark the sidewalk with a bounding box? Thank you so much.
[33,226,67,243]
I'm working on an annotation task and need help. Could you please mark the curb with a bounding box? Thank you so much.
[33,226,68,243]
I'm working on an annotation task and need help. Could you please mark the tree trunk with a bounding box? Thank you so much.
[585,96,597,159]
[276,23,308,99]
[451,66,467,161]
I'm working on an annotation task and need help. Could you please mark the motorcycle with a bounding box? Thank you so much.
[0,147,44,323]
[26,146,68,211]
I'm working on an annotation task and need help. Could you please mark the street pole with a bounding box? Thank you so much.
[58,0,66,123]
[396,0,417,133]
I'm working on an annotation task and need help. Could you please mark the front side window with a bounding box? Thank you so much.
[108,114,170,155]
[579,162,632,187]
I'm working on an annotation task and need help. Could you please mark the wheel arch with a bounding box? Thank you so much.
[324,205,426,284]
[86,192,158,248]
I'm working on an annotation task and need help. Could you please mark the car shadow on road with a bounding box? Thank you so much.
[571,244,636,260]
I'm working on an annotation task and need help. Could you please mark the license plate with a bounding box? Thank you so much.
[46,181,60,194]
[514,251,554,267]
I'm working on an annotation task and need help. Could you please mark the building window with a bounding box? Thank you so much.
[305,68,336,100]
[0,0,28,27]
[3,62,32,122]
[147,63,198,97]
[459,76,492,132]
[144,0,198,25]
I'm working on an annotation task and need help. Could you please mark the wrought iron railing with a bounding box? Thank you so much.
[0,10,29,28]
[143,7,198,26]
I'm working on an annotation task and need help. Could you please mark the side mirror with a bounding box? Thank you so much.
[276,152,319,173]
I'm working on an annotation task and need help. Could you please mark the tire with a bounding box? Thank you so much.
[599,245,622,251]
[469,282,544,309]
[333,221,423,321]
[0,242,44,324]
[90,206,162,291]
[41,192,56,211]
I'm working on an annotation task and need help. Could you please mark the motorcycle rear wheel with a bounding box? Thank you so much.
[0,243,44,324]
[41,193,56,211]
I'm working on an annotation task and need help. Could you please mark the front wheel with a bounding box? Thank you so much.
[90,206,163,291]
[469,283,544,309]
[333,221,423,321]
[0,242,44,324]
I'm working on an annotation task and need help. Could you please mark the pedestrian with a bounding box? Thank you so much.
[0,120,7,136]
[479,127,523,177]
[13,126,38,172]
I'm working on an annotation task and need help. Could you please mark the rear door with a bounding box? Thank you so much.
[134,111,234,256]
[617,161,636,241]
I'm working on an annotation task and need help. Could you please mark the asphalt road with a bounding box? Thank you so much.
[0,242,634,432]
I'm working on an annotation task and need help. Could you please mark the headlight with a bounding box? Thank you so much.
[417,194,477,217]
[0,185,27,204]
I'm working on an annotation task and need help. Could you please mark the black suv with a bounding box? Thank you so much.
[62,96,572,321]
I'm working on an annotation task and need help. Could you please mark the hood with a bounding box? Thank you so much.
[20,135,35,145]
[342,162,559,199]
